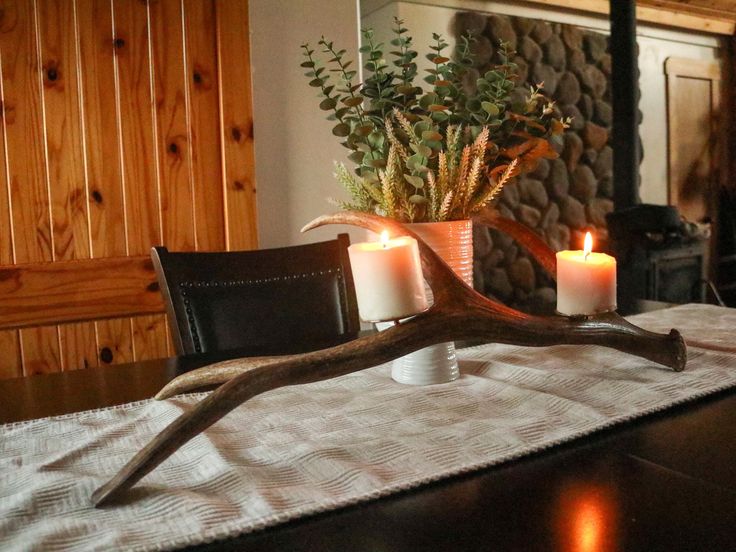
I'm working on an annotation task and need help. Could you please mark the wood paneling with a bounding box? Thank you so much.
[0,0,257,378]
[0,256,163,330]
[216,0,258,251]
[665,57,721,223]
[524,0,736,34]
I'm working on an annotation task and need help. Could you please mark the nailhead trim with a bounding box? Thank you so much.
[178,268,341,353]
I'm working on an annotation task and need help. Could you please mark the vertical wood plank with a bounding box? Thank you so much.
[59,322,98,370]
[0,2,21,378]
[184,0,225,251]
[149,0,195,250]
[0,331,22,379]
[76,0,126,258]
[77,0,133,365]
[132,314,168,361]
[0,0,53,263]
[20,326,61,376]
[215,0,258,251]
[113,0,166,359]
[96,317,134,366]
[0,0,61,374]
[112,0,161,256]
[38,0,98,370]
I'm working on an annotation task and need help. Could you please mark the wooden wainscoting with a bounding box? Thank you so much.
[0,0,257,378]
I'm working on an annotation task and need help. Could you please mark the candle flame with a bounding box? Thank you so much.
[380,230,389,248]
[584,232,593,259]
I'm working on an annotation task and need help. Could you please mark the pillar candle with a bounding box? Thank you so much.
[556,232,617,316]
[348,231,428,322]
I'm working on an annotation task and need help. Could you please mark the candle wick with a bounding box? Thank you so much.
[584,251,590,261]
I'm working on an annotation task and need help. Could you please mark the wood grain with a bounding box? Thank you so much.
[0,0,257,377]
[150,0,195,251]
[0,256,163,330]
[38,0,99,370]
[665,57,721,224]
[216,0,258,251]
[185,0,225,251]
[523,0,736,34]
[112,0,161,256]
[0,0,60,374]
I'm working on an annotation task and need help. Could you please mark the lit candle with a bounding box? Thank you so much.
[347,231,428,322]
[556,232,617,316]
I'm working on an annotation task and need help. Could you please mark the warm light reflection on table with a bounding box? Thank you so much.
[557,483,619,552]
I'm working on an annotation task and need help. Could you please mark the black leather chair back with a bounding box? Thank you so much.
[151,234,360,356]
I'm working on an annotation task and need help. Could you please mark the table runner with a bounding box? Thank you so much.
[2,304,736,551]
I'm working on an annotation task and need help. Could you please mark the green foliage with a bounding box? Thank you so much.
[301,18,569,222]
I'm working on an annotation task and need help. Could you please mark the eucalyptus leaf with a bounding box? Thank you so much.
[332,123,350,137]
[404,174,425,189]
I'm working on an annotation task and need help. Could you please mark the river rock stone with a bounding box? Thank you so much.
[528,287,557,315]
[599,53,612,75]
[579,65,607,99]
[577,93,593,119]
[554,71,581,105]
[598,174,614,199]
[593,99,612,127]
[451,11,488,37]
[559,195,586,228]
[567,47,586,74]
[530,21,553,44]
[471,35,494,66]
[563,131,583,172]
[518,204,542,228]
[473,260,485,291]
[551,223,571,250]
[561,25,583,50]
[571,164,597,201]
[518,178,548,209]
[532,63,558,96]
[584,32,607,63]
[560,104,584,131]
[513,16,536,36]
[593,145,613,178]
[490,228,513,251]
[513,56,529,83]
[545,158,570,199]
[543,34,566,70]
[529,158,550,180]
[583,121,609,150]
[582,148,598,165]
[497,203,516,221]
[461,67,481,94]
[540,201,560,229]
[501,182,520,209]
[487,14,517,50]
[509,257,536,292]
[482,248,505,271]
[519,36,542,64]
[473,224,494,257]
[487,267,513,301]
[586,197,614,227]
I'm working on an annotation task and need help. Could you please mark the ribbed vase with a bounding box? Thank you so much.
[390,219,473,385]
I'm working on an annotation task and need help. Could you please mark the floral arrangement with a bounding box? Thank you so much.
[301,18,570,222]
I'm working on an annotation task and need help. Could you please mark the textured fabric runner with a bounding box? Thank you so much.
[2,304,735,551]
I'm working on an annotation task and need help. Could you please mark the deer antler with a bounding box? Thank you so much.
[92,212,686,507]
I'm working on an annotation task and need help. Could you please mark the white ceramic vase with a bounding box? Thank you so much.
[389,219,473,385]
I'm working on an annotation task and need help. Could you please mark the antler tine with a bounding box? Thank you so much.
[92,312,453,507]
[303,212,465,303]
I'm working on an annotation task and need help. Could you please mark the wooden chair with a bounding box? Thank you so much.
[151,235,360,356]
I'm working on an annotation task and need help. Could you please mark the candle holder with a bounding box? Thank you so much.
[92,211,686,507]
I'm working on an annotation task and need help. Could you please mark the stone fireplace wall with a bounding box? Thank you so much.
[452,12,616,314]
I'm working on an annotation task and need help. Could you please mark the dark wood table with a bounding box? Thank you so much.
[2,345,736,552]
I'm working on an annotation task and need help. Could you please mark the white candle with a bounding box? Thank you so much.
[348,231,428,322]
[556,232,617,316]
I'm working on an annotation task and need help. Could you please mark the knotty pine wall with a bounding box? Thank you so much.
[0,0,257,378]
